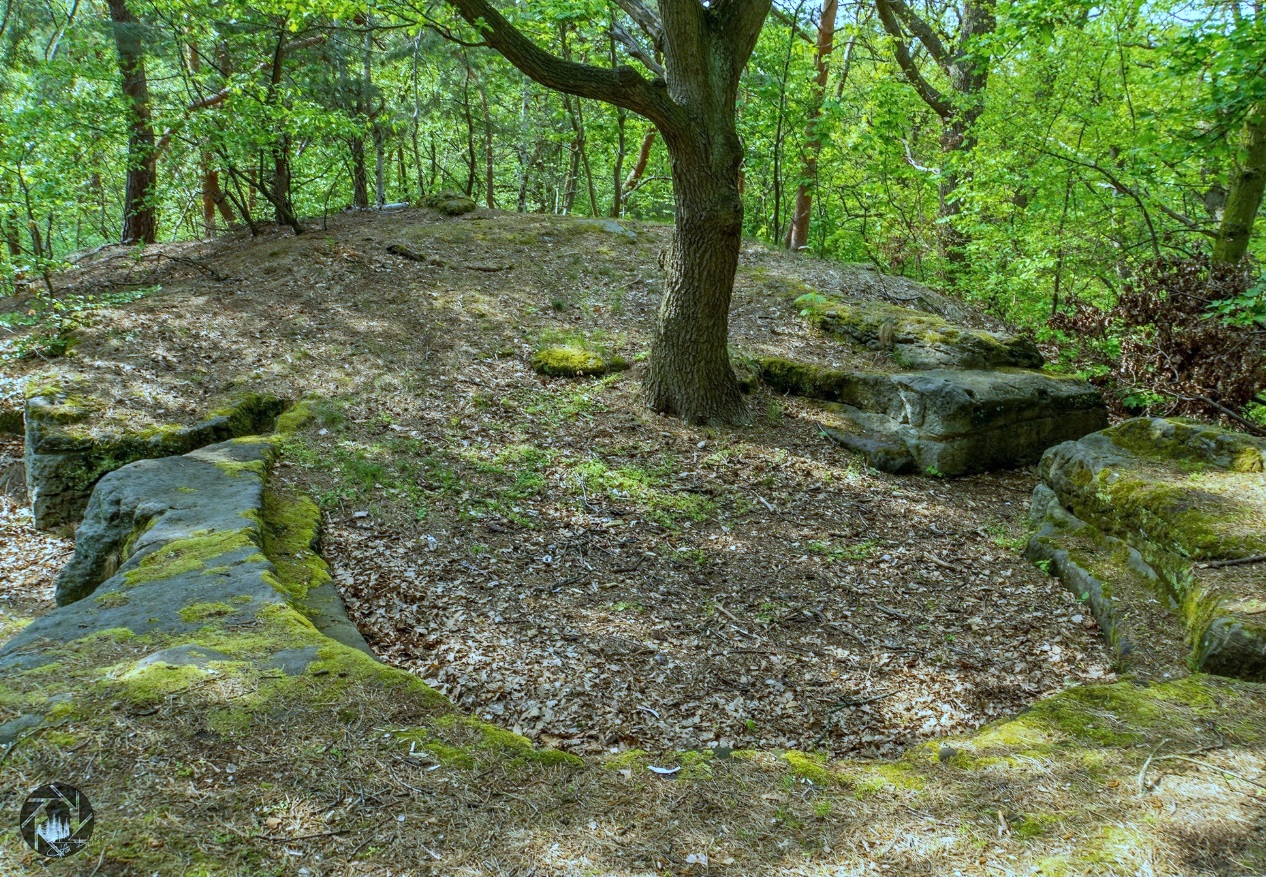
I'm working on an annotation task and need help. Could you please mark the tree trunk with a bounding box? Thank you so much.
[106,0,157,244]
[1213,103,1266,265]
[645,127,748,424]
[351,137,369,208]
[786,0,838,252]
[264,27,303,234]
[936,0,992,275]
[621,128,657,200]
[478,83,495,209]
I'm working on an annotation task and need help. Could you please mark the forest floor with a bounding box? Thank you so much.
[0,208,1261,876]
[1,208,1119,757]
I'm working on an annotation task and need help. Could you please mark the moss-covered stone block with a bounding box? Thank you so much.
[794,293,1044,369]
[1034,418,1266,680]
[422,190,477,215]
[24,388,286,530]
[530,345,628,378]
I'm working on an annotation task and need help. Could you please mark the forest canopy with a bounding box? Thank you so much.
[0,0,1263,421]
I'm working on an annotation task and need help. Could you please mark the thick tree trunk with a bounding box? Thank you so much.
[786,0,838,252]
[107,0,157,244]
[645,129,748,425]
[1213,103,1266,266]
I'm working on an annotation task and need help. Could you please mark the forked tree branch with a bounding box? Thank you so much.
[883,0,951,66]
[612,0,664,52]
[444,0,675,126]
[875,0,952,117]
[611,20,665,77]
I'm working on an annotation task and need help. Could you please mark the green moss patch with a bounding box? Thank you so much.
[124,530,262,586]
[531,345,628,378]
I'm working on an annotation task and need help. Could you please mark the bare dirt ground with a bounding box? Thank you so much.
[0,209,1118,760]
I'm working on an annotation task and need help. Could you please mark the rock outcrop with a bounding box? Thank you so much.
[746,284,1106,477]
[795,294,1043,370]
[23,385,284,530]
[759,358,1108,476]
[5,434,369,655]
[1028,418,1266,680]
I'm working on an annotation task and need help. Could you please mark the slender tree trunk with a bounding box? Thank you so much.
[610,28,627,218]
[461,61,477,197]
[265,25,302,233]
[562,140,580,214]
[786,0,838,252]
[622,128,657,200]
[1213,103,1266,265]
[411,32,425,198]
[936,0,992,275]
[106,0,157,244]
[373,128,386,207]
[478,83,495,208]
[351,138,369,208]
[515,79,533,211]
[645,124,748,424]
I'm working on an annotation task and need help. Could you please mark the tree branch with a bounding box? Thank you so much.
[715,0,775,74]
[770,5,815,44]
[875,0,952,118]
[611,0,664,53]
[154,34,328,158]
[611,20,664,77]
[443,0,673,126]
[883,0,951,66]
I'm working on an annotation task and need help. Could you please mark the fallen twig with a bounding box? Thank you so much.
[256,828,350,842]
[1198,555,1266,570]
[1154,754,1266,790]
[1137,738,1170,795]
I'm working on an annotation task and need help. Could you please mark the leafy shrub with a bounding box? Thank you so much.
[0,285,160,361]
[1049,256,1265,427]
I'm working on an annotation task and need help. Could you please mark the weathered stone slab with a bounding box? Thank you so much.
[2,436,372,659]
[760,358,1107,476]
[1031,418,1266,681]
[1025,484,1189,677]
[24,387,285,530]
[795,294,1043,370]
[1039,418,1266,562]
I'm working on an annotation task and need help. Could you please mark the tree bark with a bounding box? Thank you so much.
[351,137,370,208]
[106,0,157,244]
[645,127,749,423]
[1213,103,1266,265]
[786,0,838,252]
[621,127,657,199]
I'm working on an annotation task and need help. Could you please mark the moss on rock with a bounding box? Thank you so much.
[530,345,627,378]
[794,293,1043,370]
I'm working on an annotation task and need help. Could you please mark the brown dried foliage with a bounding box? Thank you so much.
[1051,256,1265,424]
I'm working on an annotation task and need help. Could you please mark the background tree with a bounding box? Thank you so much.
[106,0,157,244]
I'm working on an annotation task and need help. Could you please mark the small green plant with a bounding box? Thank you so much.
[1,283,160,361]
